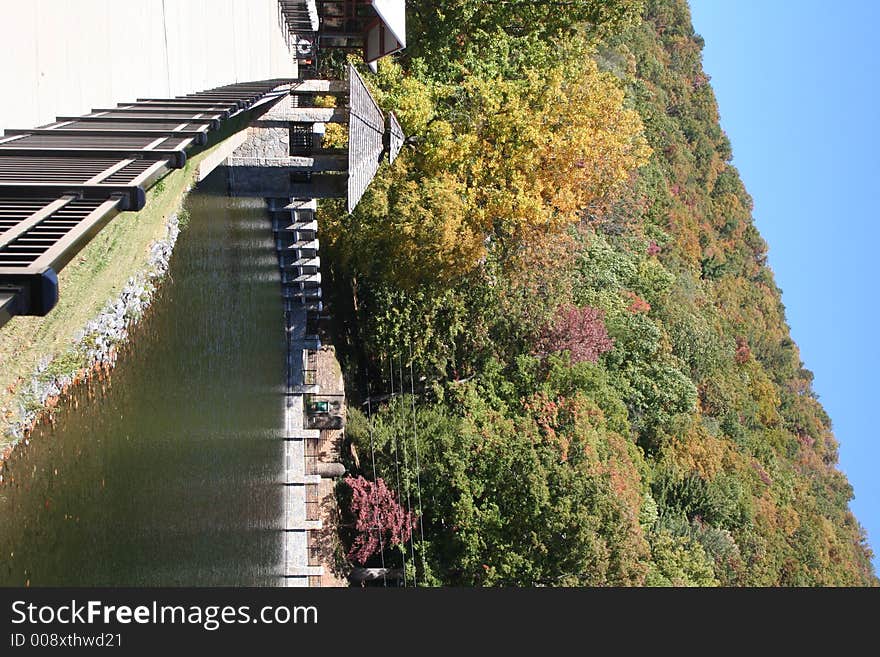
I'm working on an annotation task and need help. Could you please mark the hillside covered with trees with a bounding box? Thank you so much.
[322,0,877,586]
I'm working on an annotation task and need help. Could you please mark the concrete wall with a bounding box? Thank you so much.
[0,0,296,132]
[235,125,292,159]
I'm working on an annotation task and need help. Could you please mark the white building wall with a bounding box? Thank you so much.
[0,0,295,131]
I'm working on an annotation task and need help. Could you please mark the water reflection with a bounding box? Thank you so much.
[0,170,285,586]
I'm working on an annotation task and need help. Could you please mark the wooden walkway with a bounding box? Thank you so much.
[0,80,290,328]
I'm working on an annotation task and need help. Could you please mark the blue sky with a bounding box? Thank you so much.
[689,0,879,572]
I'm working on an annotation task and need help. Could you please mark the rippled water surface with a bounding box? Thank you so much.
[0,170,286,585]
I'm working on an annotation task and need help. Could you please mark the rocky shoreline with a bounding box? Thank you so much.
[0,214,181,470]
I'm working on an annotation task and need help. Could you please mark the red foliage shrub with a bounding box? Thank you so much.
[343,475,414,565]
[797,433,816,449]
[734,336,751,364]
[538,304,614,363]
[751,459,773,486]
[647,240,662,256]
[624,291,651,314]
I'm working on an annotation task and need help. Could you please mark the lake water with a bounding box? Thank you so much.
[0,170,287,586]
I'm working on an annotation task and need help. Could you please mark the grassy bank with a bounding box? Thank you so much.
[0,139,233,454]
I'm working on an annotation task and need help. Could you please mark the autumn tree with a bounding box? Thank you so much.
[537,304,614,363]
[406,0,646,73]
[323,55,651,287]
[341,476,414,565]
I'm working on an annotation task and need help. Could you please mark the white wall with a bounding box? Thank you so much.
[0,0,296,131]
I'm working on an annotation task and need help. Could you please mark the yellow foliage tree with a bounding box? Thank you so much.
[439,60,652,244]
[323,57,651,287]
